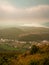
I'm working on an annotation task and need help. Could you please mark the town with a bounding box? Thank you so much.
[0,38,49,49]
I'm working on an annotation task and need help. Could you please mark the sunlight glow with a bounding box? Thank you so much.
[21,23,43,27]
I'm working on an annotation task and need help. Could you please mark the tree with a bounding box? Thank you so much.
[30,45,39,54]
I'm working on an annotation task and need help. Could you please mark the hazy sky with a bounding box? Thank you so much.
[0,0,49,27]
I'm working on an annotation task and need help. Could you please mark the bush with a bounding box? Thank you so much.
[30,45,39,54]
[29,60,39,65]
[43,58,49,65]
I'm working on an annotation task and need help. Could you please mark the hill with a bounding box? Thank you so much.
[0,26,49,41]
[19,27,49,41]
[0,27,24,40]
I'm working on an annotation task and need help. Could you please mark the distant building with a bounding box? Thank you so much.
[0,38,5,42]
[42,40,49,44]
[37,43,42,46]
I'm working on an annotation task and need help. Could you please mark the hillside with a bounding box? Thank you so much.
[0,27,49,41]
[0,45,49,65]
[19,33,49,41]
[0,27,24,40]
[19,27,49,41]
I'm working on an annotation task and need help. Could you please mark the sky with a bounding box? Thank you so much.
[0,0,49,27]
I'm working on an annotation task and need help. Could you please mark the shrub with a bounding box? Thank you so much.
[29,60,39,65]
[43,58,49,65]
[30,45,39,54]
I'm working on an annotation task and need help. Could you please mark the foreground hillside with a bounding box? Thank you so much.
[0,45,49,65]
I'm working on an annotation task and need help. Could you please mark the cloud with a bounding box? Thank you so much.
[0,0,49,22]
[24,5,49,18]
[0,1,17,13]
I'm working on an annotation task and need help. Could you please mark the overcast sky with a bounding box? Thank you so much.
[0,0,49,27]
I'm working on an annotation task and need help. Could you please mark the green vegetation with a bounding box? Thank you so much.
[0,43,30,53]
[0,44,19,51]
[29,60,39,65]
[30,45,39,54]
[0,45,49,65]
